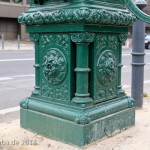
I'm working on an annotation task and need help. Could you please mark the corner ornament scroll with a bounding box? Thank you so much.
[124,0,150,23]
[29,34,39,43]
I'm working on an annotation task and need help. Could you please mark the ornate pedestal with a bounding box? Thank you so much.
[19,0,136,147]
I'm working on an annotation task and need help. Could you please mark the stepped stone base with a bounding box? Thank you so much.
[20,107,135,147]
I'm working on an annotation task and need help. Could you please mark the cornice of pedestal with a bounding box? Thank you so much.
[18,7,136,26]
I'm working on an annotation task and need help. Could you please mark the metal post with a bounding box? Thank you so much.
[131,0,147,108]
[2,35,4,50]
[18,35,20,49]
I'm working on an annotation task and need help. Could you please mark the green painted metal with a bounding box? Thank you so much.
[21,107,135,147]
[18,7,136,26]
[19,0,136,147]
[20,96,134,124]
[124,0,150,23]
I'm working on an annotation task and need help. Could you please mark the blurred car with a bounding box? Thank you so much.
[145,34,150,49]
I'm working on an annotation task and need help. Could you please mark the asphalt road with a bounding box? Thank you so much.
[122,50,150,95]
[0,49,150,123]
[0,51,34,122]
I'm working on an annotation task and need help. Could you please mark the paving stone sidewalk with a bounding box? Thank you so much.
[0,40,34,51]
[0,97,150,150]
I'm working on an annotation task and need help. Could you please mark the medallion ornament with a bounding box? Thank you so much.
[96,50,117,85]
[42,48,67,84]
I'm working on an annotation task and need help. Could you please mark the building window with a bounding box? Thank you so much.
[0,0,22,3]
[0,0,10,2]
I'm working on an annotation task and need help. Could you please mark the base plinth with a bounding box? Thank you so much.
[20,106,135,147]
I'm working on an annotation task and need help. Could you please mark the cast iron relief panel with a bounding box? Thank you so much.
[18,8,136,26]
[40,34,70,104]
[96,50,117,86]
[42,49,67,84]
[93,34,118,103]
[41,34,69,54]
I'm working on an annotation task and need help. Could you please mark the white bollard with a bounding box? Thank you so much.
[18,35,20,49]
[2,35,4,50]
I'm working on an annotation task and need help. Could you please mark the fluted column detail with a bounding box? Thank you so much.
[71,32,95,107]
[29,34,40,95]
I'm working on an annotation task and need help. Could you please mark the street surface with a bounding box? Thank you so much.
[122,50,150,95]
[0,51,34,123]
[0,49,150,123]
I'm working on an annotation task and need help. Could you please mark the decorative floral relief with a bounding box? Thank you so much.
[108,35,118,49]
[96,50,117,85]
[42,48,67,84]
[96,34,118,50]
[42,79,69,101]
[96,35,107,50]
[29,34,39,43]
[119,33,128,43]
[71,32,95,43]
[18,7,136,26]
[95,86,116,101]
[75,113,91,125]
[41,34,69,54]
[41,35,53,48]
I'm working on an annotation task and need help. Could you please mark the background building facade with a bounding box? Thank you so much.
[0,0,29,40]
[144,0,150,33]
[0,0,150,40]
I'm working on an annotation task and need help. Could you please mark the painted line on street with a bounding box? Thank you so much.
[123,80,150,89]
[122,54,131,56]
[144,80,150,84]
[0,58,34,62]
[0,77,13,81]
[0,106,20,115]
[122,85,130,88]
[0,74,35,82]
[10,74,35,78]
[123,65,129,68]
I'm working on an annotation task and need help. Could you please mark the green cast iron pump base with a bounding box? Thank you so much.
[17,0,150,147]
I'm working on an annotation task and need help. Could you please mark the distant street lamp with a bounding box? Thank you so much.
[131,0,147,108]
